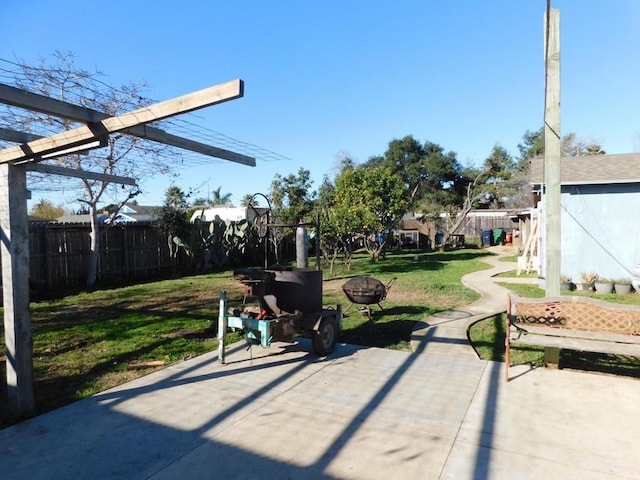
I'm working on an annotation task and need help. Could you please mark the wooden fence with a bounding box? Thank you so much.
[454,213,518,239]
[22,222,175,290]
[3,213,518,292]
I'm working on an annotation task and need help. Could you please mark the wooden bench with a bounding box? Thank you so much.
[505,294,640,381]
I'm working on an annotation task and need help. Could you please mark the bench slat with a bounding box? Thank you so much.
[510,333,640,357]
[512,325,640,345]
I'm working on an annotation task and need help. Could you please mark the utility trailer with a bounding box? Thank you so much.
[217,267,342,363]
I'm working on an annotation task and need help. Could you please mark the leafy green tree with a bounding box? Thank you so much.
[157,206,191,258]
[511,128,606,209]
[268,168,315,264]
[30,199,65,220]
[518,127,605,161]
[477,144,515,208]
[368,135,466,208]
[314,175,353,274]
[334,163,408,261]
[270,168,315,224]
[367,135,424,202]
[517,127,544,161]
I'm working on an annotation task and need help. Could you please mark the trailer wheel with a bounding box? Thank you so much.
[312,316,338,356]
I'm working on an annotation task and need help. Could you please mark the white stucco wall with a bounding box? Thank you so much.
[190,205,268,223]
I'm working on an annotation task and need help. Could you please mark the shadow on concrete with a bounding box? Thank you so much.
[2,248,517,479]
[1,321,503,479]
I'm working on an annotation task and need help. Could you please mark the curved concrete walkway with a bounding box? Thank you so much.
[411,246,523,355]
[1,248,638,480]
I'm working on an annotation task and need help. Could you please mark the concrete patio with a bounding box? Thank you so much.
[1,249,638,479]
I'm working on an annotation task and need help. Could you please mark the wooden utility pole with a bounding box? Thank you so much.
[544,8,561,297]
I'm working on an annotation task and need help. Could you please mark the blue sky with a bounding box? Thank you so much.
[2,0,639,208]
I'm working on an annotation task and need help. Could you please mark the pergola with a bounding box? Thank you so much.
[0,79,255,419]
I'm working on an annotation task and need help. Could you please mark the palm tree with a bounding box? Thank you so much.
[164,185,188,208]
[240,194,257,206]
[211,186,232,205]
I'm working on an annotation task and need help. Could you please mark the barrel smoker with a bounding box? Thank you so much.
[218,267,341,361]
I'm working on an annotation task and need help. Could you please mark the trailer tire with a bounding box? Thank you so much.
[312,316,338,356]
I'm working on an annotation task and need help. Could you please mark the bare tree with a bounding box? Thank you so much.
[1,51,174,286]
[418,168,490,251]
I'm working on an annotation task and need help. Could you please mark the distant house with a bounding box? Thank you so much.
[190,205,268,223]
[57,204,160,224]
[530,153,640,281]
[108,204,159,223]
[398,210,522,250]
[397,213,434,249]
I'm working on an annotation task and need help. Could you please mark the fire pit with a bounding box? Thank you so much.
[342,275,396,319]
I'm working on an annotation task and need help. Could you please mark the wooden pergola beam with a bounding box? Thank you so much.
[0,127,43,143]
[0,80,255,166]
[26,163,137,186]
[3,129,136,185]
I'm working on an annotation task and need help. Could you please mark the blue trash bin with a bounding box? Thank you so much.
[481,229,492,247]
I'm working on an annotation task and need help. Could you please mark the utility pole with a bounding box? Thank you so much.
[544,7,561,297]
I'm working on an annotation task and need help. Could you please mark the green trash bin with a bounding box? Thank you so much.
[493,228,504,246]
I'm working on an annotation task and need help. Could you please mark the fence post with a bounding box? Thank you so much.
[218,290,227,364]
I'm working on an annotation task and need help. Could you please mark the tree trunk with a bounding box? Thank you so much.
[440,177,480,252]
[86,202,100,287]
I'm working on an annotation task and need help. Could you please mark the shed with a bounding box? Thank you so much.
[530,153,640,281]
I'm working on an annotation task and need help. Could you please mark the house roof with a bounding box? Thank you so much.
[530,153,640,186]
[56,204,161,224]
[113,205,159,223]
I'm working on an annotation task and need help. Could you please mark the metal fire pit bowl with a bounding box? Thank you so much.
[342,275,396,318]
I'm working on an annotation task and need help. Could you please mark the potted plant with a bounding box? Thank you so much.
[594,277,614,294]
[560,273,573,291]
[579,271,598,291]
[614,278,633,294]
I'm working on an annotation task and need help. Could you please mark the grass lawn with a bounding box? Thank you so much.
[325,249,490,349]
[496,280,640,305]
[1,247,494,428]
